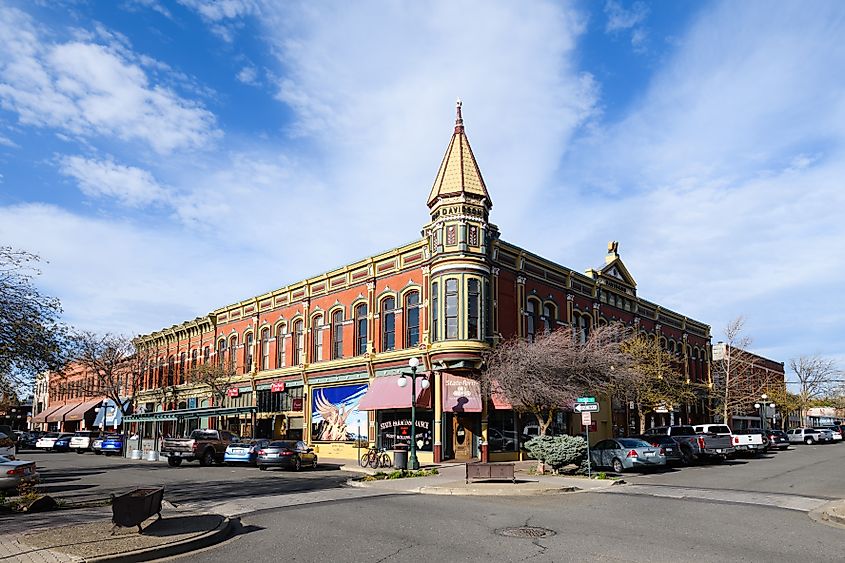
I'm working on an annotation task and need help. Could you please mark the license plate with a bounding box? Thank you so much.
[716,449,723,453]
[232,449,246,454]
[266,453,278,458]
[643,451,655,457]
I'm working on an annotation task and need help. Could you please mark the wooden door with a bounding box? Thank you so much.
[453,416,474,460]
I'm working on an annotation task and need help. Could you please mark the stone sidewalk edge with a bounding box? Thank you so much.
[345,478,584,496]
[82,516,233,563]
[808,500,845,529]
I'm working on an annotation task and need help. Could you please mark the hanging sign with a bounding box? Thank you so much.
[271,381,286,393]
[226,387,239,398]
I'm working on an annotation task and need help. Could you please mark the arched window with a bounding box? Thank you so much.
[526,299,540,342]
[229,335,238,370]
[575,313,591,344]
[179,352,186,384]
[355,304,368,356]
[312,315,324,362]
[543,303,556,334]
[431,282,439,342]
[190,349,198,370]
[167,355,175,387]
[276,324,287,368]
[382,297,396,351]
[244,332,254,373]
[260,328,270,371]
[293,320,304,365]
[467,279,480,340]
[405,291,420,348]
[203,346,210,364]
[332,309,344,359]
[445,278,459,340]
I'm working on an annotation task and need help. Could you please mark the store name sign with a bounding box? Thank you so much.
[379,419,430,431]
[270,381,286,393]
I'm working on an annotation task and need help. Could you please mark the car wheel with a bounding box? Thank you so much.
[258,465,268,471]
[76,449,84,454]
[680,448,693,466]
[293,456,302,471]
[167,457,183,467]
[94,450,102,455]
[805,437,814,445]
[611,458,624,473]
[199,449,214,466]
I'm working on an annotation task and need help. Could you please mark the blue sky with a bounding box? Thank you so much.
[1,0,843,377]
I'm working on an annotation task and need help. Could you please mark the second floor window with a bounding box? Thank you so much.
[312,315,324,362]
[203,346,210,364]
[382,297,395,351]
[261,328,270,370]
[191,349,198,370]
[405,291,420,348]
[526,300,539,342]
[543,304,555,334]
[179,352,186,384]
[445,278,458,339]
[244,332,254,373]
[293,320,304,365]
[167,356,175,386]
[276,325,287,368]
[229,336,238,370]
[467,279,480,340]
[431,282,439,341]
[355,304,368,356]
[332,310,344,359]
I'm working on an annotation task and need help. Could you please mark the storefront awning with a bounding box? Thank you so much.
[443,373,482,413]
[64,397,104,422]
[123,406,257,422]
[358,376,431,411]
[31,405,62,424]
[46,402,79,423]
[491,380,512,410]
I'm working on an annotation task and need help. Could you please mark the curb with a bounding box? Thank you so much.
[809,500,845,529]
[346,478,584,496]
[84,516,232,563]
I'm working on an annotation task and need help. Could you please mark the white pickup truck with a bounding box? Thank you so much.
[694,424,765,456]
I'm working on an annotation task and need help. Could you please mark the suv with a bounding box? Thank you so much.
[814,427,842,441]
[69,431,101,453]
[787,428,831,445]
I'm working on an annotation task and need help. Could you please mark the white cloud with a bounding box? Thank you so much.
[123,0,173,19]
[178,0,257,42]
[604,0,648,32]
[0,133,17,148]
[58,155,169,207]
[0,6,220,154]
[236,65,259,86]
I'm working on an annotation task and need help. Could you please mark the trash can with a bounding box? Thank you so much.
[393,444,408,469]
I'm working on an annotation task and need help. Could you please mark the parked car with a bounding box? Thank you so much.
[590,438,666,473]
[161,429,239,467]
[0,455,38,490]
[35,432,74,451]
[0,432,16,459]
[225,439,272,465]
[814,427,843,441]
[17,432,43,451]
[632,434,684,465]
[53,435,72,452]
[642,425,734,464]
[787,428,831,444]
[92,436,105,455]
[766,429,790,451]
[488,428,518,451]
[694,424,765,456]
[257,440,318,471]
[69,430,101,453]
[100,434,125,455]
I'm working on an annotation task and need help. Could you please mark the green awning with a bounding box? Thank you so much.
[123,406,257,422]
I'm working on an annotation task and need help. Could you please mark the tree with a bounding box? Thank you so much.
[61,332,150,420]
[482,323,632,437]
[618,334,695,433]
[711,317,764,424]
[0,247,71,396]
[764,385,801,430]
[790,355,840,426]
[188,362,236,408]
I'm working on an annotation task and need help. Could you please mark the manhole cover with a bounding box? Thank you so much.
[498,526,555,539]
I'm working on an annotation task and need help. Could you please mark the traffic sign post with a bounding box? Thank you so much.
[577,397,596,403]
[574,403,600,413]
[583,412,592,478]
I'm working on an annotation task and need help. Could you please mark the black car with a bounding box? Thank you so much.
[765,429,790,451]
[632,434,683,465]
[256,440,318,471]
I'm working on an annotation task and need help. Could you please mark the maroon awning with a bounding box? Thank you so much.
[358,375,431,411]
[46,402,79,423]
[32,405,62,424]
[64,398,104,422]
[443,373,482,413]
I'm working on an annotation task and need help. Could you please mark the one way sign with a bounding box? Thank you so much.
[573,402,599,413]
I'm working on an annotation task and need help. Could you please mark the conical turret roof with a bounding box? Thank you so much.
[427,100,492,209]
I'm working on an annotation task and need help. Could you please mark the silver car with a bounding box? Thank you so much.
[590,438,666,473]
[0,455,38,490]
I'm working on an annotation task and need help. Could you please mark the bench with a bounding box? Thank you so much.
[465,462,516,484]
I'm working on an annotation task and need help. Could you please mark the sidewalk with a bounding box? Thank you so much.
[0,502,230,562]
[346,462,623,496]
[811,499,845,528]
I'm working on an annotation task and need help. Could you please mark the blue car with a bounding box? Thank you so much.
[100,434,124,456]
[53,435,72,452]
[225,439,271,465]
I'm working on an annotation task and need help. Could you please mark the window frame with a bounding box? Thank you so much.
[331,309,344,359]
[444,278,459,340]
[405,291,420,348]
[381,297,396,351]
[355,303,368,356]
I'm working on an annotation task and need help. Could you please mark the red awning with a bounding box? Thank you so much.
[442,373,482,413]
[31,405,63,424]
[491,380,512,410]
[358,375,432,411]
[46,402,79,423]
[64,398,104,422]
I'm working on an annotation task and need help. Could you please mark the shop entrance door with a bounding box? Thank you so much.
[453,415,474,460]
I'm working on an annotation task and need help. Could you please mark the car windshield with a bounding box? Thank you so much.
[268,441,297,449]
[618,439,652,448]
[640,435,671,444]
[0,455,11,462]
[706,426,732,434]
[105,435,123,440]
[675,426,696,435]
[189,430,218,440]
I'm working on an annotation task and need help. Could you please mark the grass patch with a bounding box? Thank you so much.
[361,468,439,481]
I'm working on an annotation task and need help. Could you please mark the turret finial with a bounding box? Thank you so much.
[455,98,464,133]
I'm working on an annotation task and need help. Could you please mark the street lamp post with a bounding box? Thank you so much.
[398,357,430,471]
[753,394,776,433]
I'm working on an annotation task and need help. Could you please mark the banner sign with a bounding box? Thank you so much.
[270,381,286,393]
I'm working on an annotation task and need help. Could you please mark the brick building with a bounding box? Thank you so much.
[131,102,712,462]
[711,343,786,430]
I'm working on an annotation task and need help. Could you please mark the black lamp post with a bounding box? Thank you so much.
[398,357,429,470]
[754,394,776,432]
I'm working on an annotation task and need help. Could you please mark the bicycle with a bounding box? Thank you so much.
[360,446,392,468]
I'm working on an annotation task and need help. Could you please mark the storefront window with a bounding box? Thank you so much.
[257,386,304,413]
[488,409,518,452]
[377,410,433,451]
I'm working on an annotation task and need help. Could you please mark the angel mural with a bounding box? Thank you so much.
[311,384,368,442]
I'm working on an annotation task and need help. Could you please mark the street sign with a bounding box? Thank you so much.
[577,397,596,403]
[581,412,592,426]
[574,403,600,413]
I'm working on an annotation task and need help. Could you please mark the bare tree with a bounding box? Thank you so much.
[482,323,632,436]
[790,355,840,425]
[617,334,695,433]
[188,362,236,408]
[711,317,764,424]
[0,247,71,396]
[61,332,150,419]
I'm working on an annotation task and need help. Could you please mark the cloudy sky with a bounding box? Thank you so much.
[1,0,843,374]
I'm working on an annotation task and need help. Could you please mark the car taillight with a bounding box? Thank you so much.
[651,442,659,447]
[733,436,739,444]
[626,450,638,458]
[659,448,666,455]
[281,449,294,456]
[257,449,265,455]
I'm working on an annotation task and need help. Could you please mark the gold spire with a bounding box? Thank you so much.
[427,100,491,209]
